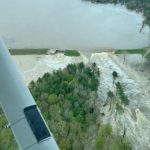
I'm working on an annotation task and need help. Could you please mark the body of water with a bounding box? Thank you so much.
[0,0,150,50]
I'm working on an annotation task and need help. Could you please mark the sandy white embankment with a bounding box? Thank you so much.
[12,52,150,150]
[90,53,150,150]
[12,53,88,84]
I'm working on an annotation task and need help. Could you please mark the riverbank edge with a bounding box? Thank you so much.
[83,0,150,28]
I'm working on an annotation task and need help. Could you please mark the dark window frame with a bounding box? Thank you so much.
[24,105,51,142]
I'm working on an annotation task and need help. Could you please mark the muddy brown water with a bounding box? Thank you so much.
[0,0,150,51]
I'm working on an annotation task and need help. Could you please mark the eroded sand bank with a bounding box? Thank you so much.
[12,53,150,149]
[12,54,88,84]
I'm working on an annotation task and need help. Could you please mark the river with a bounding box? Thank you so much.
[0,0,149,51]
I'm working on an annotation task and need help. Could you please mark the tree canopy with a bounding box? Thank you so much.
[0,62,131,150]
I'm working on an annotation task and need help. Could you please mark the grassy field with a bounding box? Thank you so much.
[115,47,150,62]
[115,47,149,56]
[9,48,49,55]
[9,49,81,57]
[64,50,80,57]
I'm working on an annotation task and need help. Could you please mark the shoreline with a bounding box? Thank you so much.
[9,47,114,57]
[84,0,150,28]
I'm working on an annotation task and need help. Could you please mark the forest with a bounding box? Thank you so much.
[0,62,132,150]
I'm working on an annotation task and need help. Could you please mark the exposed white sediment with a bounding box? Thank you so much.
[12,53,88,84]
[13,52,150,149]
[90,53,150,150]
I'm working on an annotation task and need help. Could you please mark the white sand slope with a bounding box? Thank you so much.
[90,53,150,150]
[12,52,150,149]
[12,54,88,85]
